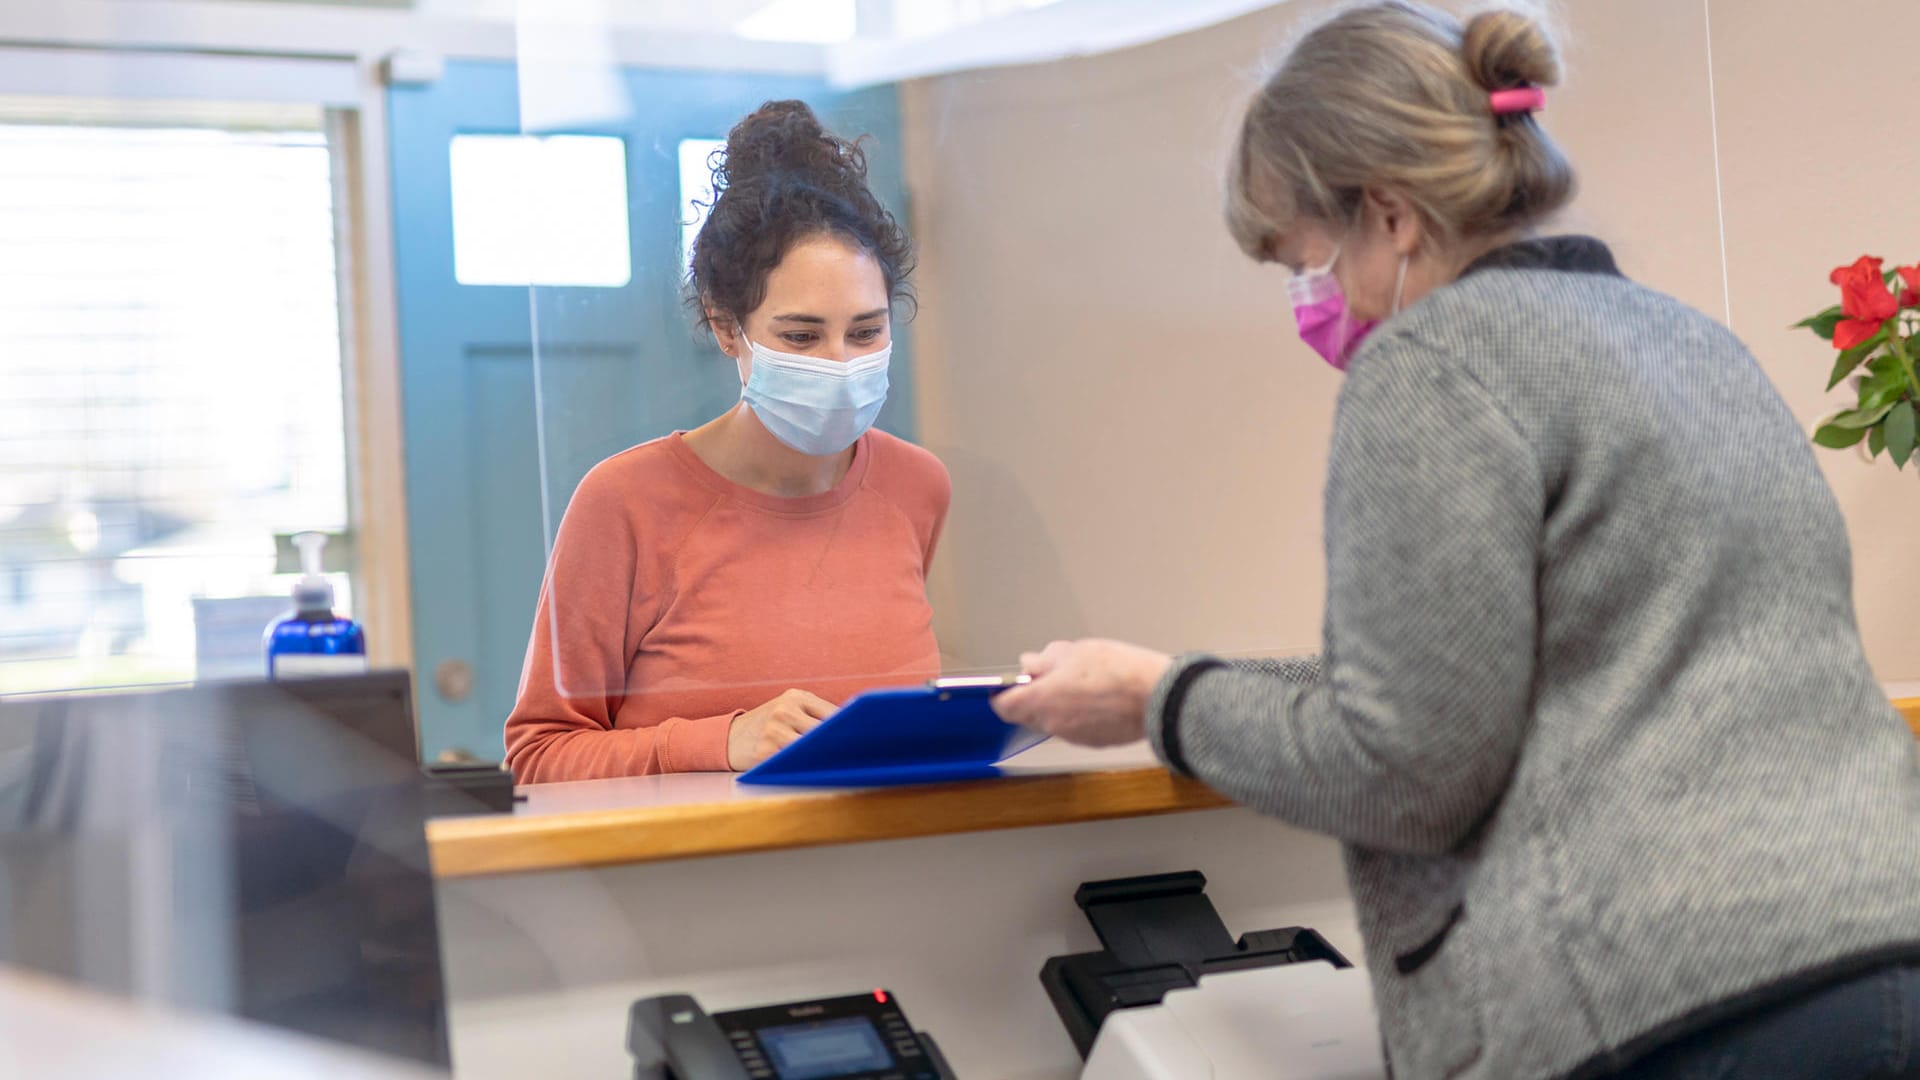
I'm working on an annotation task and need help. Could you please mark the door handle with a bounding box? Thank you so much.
[434,658,474,703]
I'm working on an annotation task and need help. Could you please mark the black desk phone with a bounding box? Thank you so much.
[629,989,957,1080]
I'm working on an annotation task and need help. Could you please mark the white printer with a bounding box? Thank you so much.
[1042,872,1387,1080]
[1081,960,1385,1080]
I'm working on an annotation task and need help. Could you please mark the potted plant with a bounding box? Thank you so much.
[1806,256,1920,466]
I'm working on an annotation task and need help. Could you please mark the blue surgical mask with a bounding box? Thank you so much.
[736,328,891,456]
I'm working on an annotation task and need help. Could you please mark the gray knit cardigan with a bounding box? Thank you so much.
[1147,237,1920,1078]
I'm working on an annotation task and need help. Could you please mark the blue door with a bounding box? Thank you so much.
[387,61,913,760]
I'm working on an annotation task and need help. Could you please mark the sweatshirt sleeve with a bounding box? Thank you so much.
[923,458,952,575]
[1146,341,1542,854]
[502,468,736,782]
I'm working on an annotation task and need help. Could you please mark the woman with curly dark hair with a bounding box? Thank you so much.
[505,100,950,781]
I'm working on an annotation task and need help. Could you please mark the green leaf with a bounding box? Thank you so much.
[1858,358,1908,411]
[1889,402,1917,468]
[1794,306,1846,341]
[1828,349,1867,390]
[1813,422,1870,449]
[1870,424,1887,457]
[1829,401,1898,429]
[1827,326,1892,389]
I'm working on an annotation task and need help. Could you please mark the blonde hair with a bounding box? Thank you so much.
[1225,1,1575,260]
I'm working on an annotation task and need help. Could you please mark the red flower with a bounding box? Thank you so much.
[1834,319,1883,350]
[1830,255,1898,350]
[1899,265,1920,308]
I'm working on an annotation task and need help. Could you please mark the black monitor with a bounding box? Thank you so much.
[0,672,449,1069]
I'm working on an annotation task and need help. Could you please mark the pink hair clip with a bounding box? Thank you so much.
[1489,85,1546,116]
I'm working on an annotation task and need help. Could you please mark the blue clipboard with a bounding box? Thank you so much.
[736,676,1048,787]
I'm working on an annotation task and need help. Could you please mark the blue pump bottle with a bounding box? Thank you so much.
[264,532,367,679]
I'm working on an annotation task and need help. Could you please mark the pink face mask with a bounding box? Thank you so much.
[1288,247,1375,372]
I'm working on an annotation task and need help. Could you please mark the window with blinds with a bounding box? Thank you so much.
[0,106,354,693]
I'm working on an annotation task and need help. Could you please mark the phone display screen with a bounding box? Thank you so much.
[757,1016,892,1080]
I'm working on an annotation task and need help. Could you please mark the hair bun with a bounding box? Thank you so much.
[687,98,914,332]
[1461,9,1561,91]
[718,99,864,190]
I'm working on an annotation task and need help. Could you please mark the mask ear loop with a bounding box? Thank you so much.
[1392,255,1409,316]
[732,321,754,395]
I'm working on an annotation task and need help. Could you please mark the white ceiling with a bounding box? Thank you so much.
[198,0,1285,58]
[60,0,1289,86]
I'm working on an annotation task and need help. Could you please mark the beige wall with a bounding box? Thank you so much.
[905,0,1920,679]
[1711,0,1920,680]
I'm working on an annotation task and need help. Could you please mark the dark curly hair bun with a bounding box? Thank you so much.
[688,99,915,329]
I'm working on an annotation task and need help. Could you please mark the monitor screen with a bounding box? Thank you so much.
[0,673,449,1068]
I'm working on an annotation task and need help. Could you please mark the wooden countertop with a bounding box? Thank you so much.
[1898,696,1920,738]
[428,700,1920,880]
[427,740,1231,879]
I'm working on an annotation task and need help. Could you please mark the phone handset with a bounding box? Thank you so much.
[629,994,751,1080]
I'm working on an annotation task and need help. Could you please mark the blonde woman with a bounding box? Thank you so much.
[994,3,1920,1077]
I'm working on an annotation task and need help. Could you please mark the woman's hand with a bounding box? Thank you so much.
[990,639,1173,747]
[727,689,837,770]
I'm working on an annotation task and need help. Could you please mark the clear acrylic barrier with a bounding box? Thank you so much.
[511,1,1736,717]
[9,1,1919,1077]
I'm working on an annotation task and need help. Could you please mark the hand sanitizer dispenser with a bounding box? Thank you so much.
[264,532,368,679]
